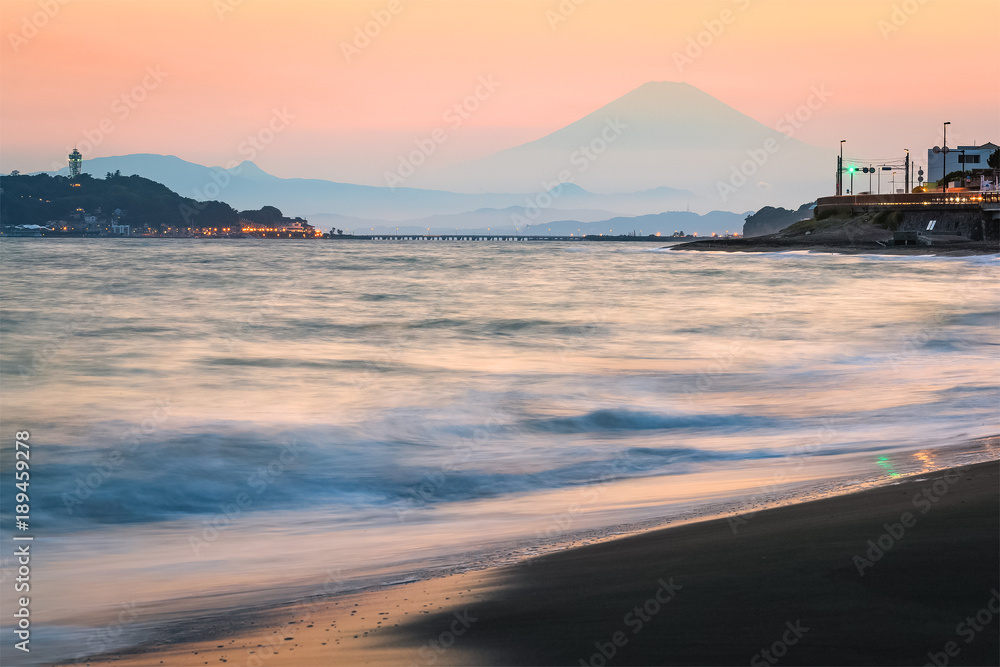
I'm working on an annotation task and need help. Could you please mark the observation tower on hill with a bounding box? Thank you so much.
[68,148,82,177]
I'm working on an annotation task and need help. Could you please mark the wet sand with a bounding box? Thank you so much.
[69,459,999,666]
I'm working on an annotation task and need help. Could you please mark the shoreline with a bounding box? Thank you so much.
[668,237,1000,255]
[66,453,1000,667]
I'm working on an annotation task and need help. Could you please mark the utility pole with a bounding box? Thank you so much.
[839,140,846,196]
[943,122,950,193]
[904,149,910,193]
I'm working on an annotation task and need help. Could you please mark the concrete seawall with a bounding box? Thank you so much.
[815,193,998,241]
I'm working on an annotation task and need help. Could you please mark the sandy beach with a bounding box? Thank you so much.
[69,457,999,667]
[5,5,998,667]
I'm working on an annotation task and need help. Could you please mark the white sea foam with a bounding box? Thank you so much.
[1,238,997,663]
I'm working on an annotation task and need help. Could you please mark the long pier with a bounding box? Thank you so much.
[339,234,578,241]
[328,234,690,242]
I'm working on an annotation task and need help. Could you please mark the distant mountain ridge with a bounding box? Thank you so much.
[46,153,698,223]
[309,208,749,237]
[534,210,751,237]
[39,82,833,221]
[6,166,752,237]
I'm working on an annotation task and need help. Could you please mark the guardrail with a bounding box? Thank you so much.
[817,193,986,208]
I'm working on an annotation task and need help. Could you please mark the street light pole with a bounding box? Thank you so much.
[904,149,909,193]
[943,122,950,193]
[838,143,843,195]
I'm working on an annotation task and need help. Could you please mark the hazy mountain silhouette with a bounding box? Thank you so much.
[308,208,748,237]
[44,83,829,219]
[418,81,831,210]
[48,153,696,221]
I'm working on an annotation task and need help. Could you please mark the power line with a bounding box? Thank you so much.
[845,157,908,164]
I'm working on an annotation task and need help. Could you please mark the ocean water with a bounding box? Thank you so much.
[1,238,998,663]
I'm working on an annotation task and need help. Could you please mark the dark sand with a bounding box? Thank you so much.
[72,459,1000,666]
[386,459,999,666]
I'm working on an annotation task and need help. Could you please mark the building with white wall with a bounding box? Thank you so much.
[927,142,997,185]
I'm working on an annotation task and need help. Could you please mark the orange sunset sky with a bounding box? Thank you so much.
[1,0,997,186]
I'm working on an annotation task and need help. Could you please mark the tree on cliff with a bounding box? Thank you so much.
[0,172,238,229]
[239,206,284,224]
[743,202,814,237]
[941,170,971,186]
